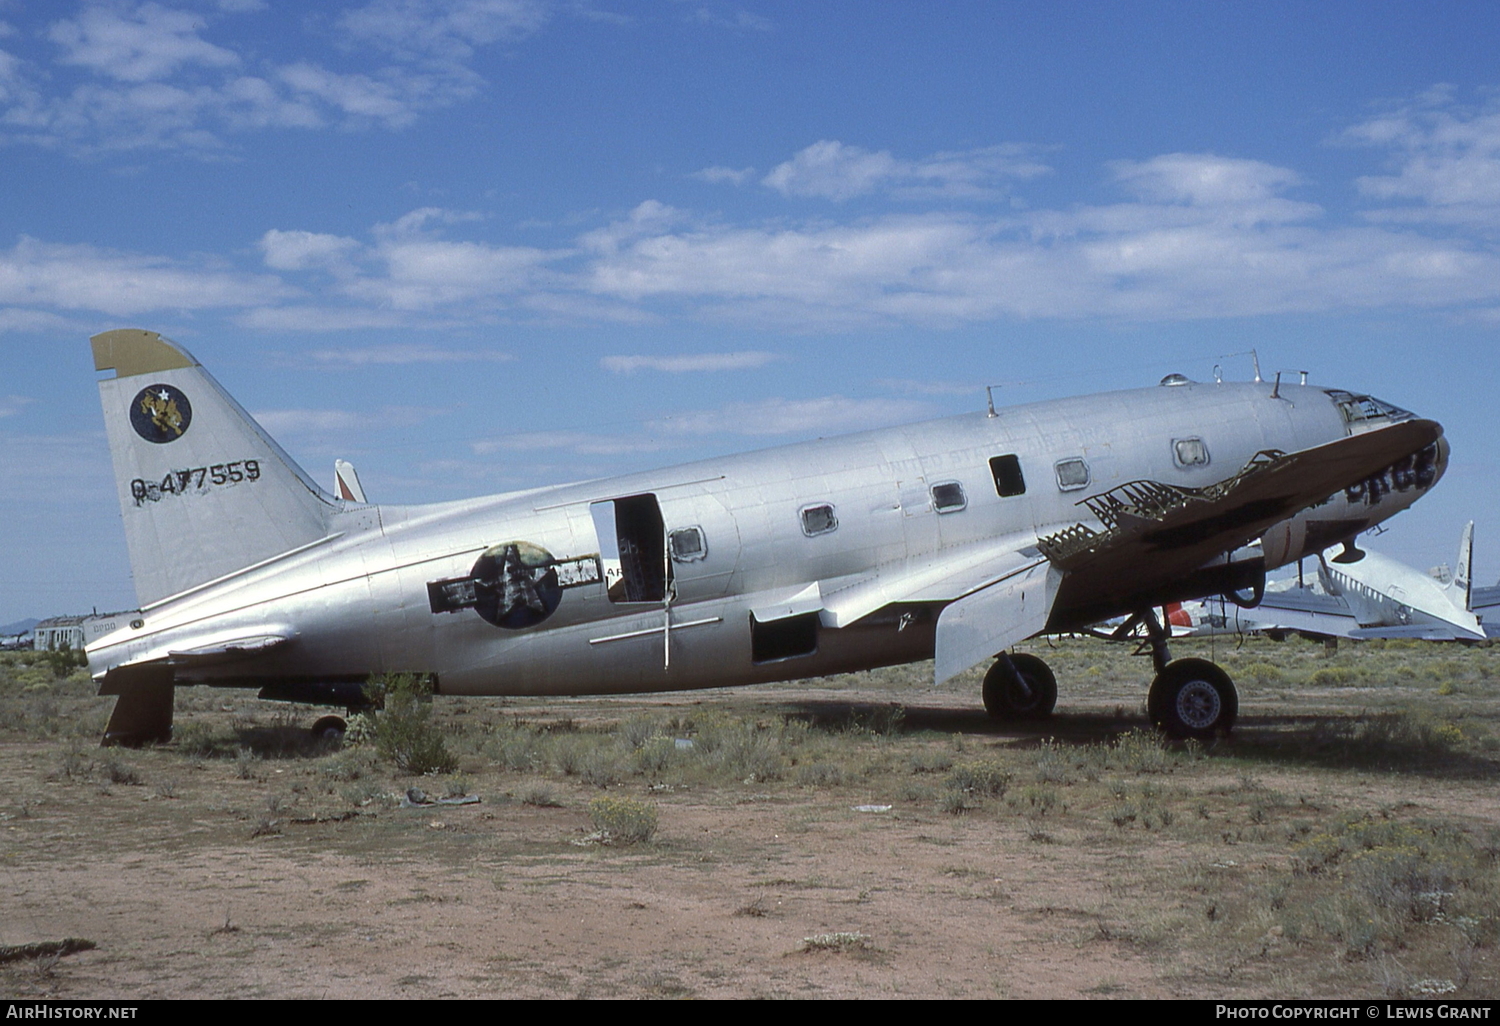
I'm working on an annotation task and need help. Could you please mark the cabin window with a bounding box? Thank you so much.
[1173,437,1210,468]
[930,481,967,513]
[1054,458,1090,491]
[668,527,707,562]
[800,503,838,536]
[989,454,1026,497]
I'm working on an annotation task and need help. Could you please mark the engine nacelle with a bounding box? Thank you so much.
[1259,518,1309,569]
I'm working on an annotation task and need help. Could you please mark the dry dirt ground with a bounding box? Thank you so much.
[2,637,1497,1000]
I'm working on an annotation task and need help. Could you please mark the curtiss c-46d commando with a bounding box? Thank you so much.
[86,330,1448,745]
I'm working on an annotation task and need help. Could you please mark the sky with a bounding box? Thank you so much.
[1,0,1498,626]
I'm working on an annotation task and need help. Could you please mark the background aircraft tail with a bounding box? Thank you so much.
[1449,521,1474,612]
[93,329,333,608]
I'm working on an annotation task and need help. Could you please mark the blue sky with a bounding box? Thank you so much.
[1,0,1498,625]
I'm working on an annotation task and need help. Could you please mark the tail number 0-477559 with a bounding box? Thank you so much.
[130,460,261,505]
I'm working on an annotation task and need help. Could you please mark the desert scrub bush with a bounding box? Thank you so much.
[800,932,871,953]
[580,747,624,788]
[942,762,1011,814]
[1235,660,1285,685]
[43,642,87,679]
[173,721,234,758]
[619,713,662,750]
[1287,813,1500,954]
[319,750,373,783]
[102,754,141,786]
[906,750,953,775]
[587,795,658,844]
[689,714,792,782]
[632,733,689,778]
[841,703,906,737]
[1307,665,1359,687]
[794,761,845,787]
[1298,710,1470,769]
[364,674,457,775]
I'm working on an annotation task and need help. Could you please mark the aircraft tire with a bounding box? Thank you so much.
[1148,658,1237,740]
[311,715,347,742]
[982,653,1057,720]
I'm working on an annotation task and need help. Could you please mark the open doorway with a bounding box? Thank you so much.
[590,494,670,603]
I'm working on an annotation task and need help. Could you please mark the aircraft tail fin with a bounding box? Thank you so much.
[334,459,368,503]
[93,329,333,608]
[1450,521,1474,612]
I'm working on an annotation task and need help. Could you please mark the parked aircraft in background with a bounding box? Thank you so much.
[333,459,367,504]
[86,330,1448,745]
[1174,524,1487,643]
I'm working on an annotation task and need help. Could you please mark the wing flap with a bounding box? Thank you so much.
[933,562,1061,684]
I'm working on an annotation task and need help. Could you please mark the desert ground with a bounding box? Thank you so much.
[1,635,1497,1000]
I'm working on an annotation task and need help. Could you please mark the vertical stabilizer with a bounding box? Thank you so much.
[334,459,368,503]
[93,329,332,607]
[1451,521,1474,611]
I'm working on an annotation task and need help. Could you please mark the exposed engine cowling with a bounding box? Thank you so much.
[1259,518,1308,569]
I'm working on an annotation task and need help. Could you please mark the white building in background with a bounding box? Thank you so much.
[33,611,137,651]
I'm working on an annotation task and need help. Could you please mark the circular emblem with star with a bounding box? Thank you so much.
[130,383,193,444]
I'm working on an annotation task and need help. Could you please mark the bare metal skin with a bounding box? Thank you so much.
[86,330,1446,744]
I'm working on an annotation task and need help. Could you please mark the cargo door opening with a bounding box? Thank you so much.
[590,494,671,603]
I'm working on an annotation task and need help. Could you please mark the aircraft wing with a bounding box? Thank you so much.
[1183,591,1362,639]
[817,531,1045,628]
[750,532,1057,685]
[1038,419,1443,623]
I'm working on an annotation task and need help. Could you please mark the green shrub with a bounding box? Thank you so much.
[366,674,458,775]
[587,795,658,844]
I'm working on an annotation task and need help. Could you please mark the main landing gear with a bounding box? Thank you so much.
[981,609,1239,740]
[982,652,1057,720]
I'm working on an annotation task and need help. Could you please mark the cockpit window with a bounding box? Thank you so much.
[1326,390,1413,424]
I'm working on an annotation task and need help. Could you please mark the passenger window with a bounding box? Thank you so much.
[1173,438,1210,468]
[800,503,838,536]
[1054,458,1090,491]
[930,481,967,513]
[669,527,707,562]
[989,454,1026,497]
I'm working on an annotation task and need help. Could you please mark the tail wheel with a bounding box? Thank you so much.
[1148,658,1237,740]
[310,715,347,741]
[983,653,1057,720]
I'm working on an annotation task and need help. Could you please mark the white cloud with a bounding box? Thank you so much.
[689,6,773,33]
[1345,92,1500,230]
[0,395,36,419]
[338,0,550,61]
[762,140,1051,201]
[259,229,360,271]
[275,61,445,129]
[235,306,412,332]
[692,165,756,186]
[600,351,779,373]
[48,3,240,83]
[471,431,662,456]
[304,344,515,365]
[0,1,552,156]
[0,308,79,334]
[0,236,290,316]
[651,396,932,436]
[1110,153,1302,205]
[251,405,431,435]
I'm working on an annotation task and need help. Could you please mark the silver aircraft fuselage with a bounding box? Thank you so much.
[88,363,1445,703]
